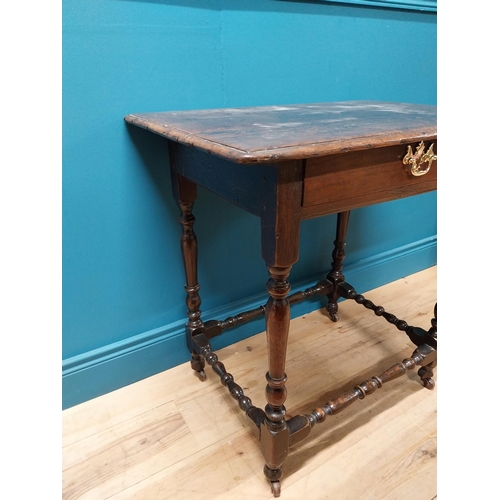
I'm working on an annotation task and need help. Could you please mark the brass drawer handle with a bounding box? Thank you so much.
[402,141,437,177]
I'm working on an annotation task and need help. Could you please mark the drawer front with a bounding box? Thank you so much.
[302,141,437,217]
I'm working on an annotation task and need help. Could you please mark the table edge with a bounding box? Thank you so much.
[124,114,437,165]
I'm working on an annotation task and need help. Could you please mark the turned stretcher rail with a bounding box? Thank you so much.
[307,343,436,425]
[192,331,266,428]
[203,280,333,339]
[287,343,436,446]
[337,281,437,349]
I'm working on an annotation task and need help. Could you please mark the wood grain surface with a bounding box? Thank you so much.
[125,101,437,164]
[62,267,437,500]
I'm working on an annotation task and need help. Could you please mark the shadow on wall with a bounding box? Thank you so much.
[124,122,270,303]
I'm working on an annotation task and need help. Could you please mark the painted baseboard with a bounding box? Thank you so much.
[62,235,436,409]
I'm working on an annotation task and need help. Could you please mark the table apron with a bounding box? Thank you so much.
[302,142,437,217]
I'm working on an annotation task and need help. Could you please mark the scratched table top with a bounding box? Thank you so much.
[124,101,437,164]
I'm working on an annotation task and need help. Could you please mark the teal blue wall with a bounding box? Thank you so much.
[62,0,437,408]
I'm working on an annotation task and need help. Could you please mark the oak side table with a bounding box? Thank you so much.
[124,101,437,497]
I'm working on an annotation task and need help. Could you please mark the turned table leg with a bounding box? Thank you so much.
[261,265,293,497]
[326,210,351,322]
[172,172,206,381]
[258,160,303,497]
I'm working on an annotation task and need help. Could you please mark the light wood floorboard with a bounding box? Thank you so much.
[63,267,437,499]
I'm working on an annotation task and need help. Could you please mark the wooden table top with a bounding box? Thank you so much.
[124,101,437,164]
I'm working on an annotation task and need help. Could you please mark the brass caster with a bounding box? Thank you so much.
[270,480,281,497]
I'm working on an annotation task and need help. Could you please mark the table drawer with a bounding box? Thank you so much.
[301,141,437,217]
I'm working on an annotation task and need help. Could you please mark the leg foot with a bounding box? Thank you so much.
[264,465,283,498]
[326,302,339,322]
[418,365,435,390]
[422,377,435,390]
[190,353,206,382]
[270,480,281,497]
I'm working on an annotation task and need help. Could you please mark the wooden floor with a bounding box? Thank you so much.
[62,267,437,500]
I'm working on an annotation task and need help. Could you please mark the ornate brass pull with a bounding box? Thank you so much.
[402,141,437,177]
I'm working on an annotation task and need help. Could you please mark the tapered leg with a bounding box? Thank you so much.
[326,211,351,322]
[172,173,205,381]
